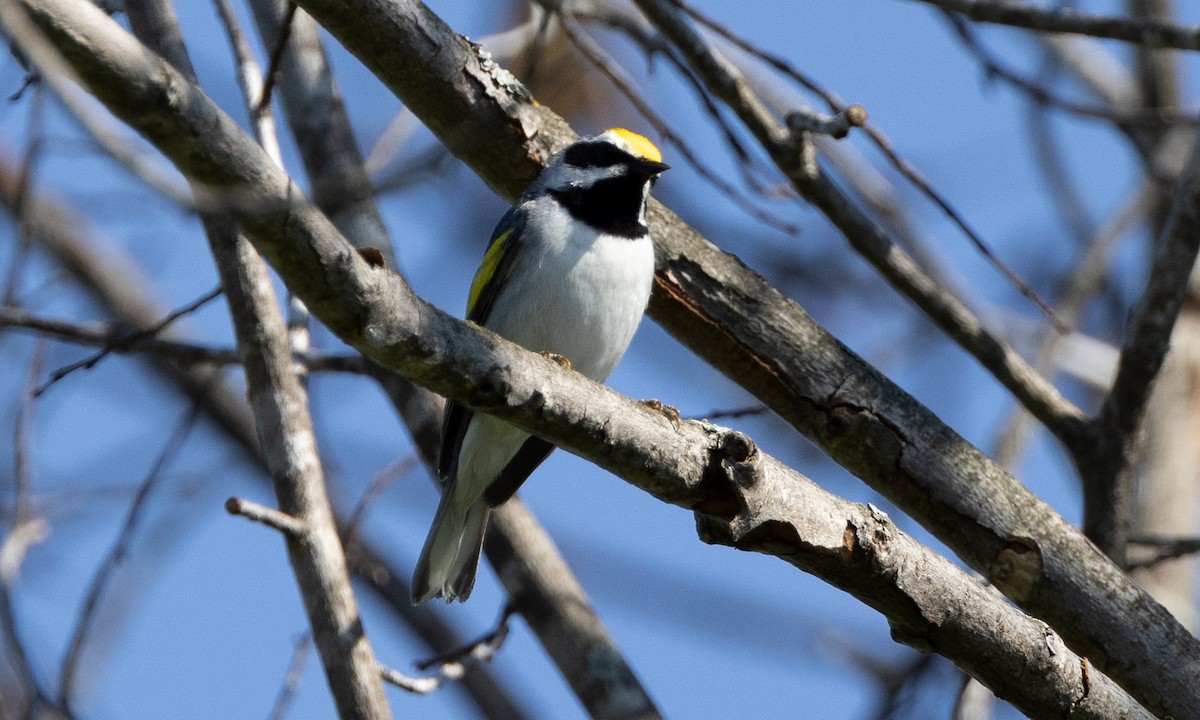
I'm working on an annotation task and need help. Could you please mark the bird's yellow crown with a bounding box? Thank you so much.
[607,128,663,163]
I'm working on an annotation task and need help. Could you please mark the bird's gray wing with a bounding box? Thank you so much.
[439,207,547,487]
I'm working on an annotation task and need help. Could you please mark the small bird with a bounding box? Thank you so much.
[411,128,669,603]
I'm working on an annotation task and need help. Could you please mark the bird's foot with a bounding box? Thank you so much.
[540,351,573,370]
[640,399,682,431]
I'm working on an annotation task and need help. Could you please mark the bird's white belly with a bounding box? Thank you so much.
[454,203,655,498]
[485,220,655,382]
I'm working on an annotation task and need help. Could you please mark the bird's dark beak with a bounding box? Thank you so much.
[631,158,671,177]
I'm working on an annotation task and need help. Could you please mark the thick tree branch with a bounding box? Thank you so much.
[204,221,392,720]
[7,0,1195,715]
[694,435,1150,720]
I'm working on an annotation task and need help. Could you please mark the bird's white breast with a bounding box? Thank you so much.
[483,196,655,382]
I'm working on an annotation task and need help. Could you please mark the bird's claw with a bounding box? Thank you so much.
[540,351,573,370]
[640,399,682,431]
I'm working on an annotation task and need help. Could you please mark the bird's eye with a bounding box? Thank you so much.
[564,142,628,168]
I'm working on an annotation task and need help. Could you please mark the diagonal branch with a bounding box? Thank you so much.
[58,404,201,714]
[907,0,1200,50]
[32,285,222,396]
[667,0,1066,331]
[631,0,1088,451]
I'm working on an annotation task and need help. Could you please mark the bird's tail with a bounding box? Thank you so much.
[411,494,490,604]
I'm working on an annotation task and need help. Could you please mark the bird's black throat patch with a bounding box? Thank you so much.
[550,175,650,238]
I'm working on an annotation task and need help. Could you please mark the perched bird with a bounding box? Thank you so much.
[411,128,669,603]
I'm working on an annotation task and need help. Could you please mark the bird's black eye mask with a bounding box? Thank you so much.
[563,141,631,169]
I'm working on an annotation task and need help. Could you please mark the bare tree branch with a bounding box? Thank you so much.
[32,285,222,396]
[668,0,1068,332]
[377,605,515,696]
[907,0,1200,50]
[0,147,265,465]
[554,11,802,236]
[947,15,1198,129]
[120,2,391,716]
[226,496,308,537]
[631,0,1088,448]
[993,185,1151,467]
[0,307,368,371]
[267,634,312,720]
[0,153,526,720]
[1086,123,1200,559]
[256,0,297,117]
[0,344,66,720]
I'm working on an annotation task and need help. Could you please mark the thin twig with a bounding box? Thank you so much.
[689,405,767,421]
[267,452,416,718]
[1,82,45,308]
[12,341,45,528]
[0,342,51,641]
[784,104,867,139]
[58,403,202,714]
[0,1,195,205]
[1026,45,1094,249]
[557,12,801,235]
[906,0,1200,51]
[992,185,1150,467]
[948,14,1199,129]
[33,285,223,396]
[571,6,782,195]
[267,634,312,720]
[342,455,419,542]
[379,605,516,695]
[225,497,307,538]
[0,522,60,717]
[213,0,313,382]
[257,1,298,115]
[1127,534,1200,570]
[0,306,367,373]
[378,665,441,694]
[414,604,516,672]
[859,120,1069,332]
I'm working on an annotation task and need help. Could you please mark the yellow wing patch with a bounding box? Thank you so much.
[607,128,662,163]
[468,228,512,316]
